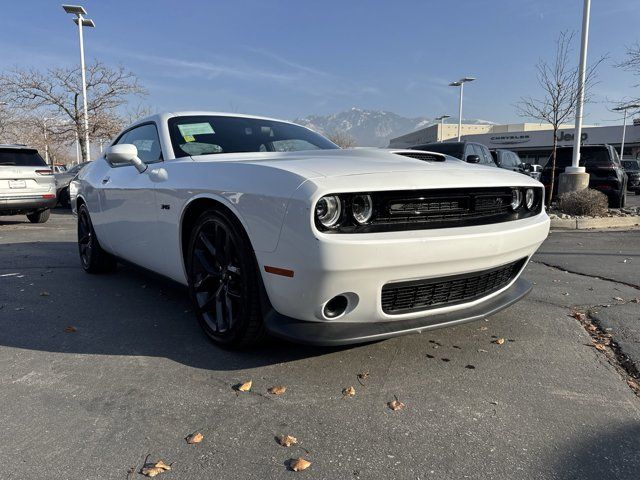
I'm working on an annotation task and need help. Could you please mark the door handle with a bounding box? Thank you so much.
[102,176,110,184]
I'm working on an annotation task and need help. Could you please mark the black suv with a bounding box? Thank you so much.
[540,145,628,207]
[409,141,497,167]
[490,149,539,178]
[622,159,640,194]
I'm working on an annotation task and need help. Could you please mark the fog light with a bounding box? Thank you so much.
[323,295,348,319]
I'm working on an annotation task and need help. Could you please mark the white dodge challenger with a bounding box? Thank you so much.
[71,112,550,348]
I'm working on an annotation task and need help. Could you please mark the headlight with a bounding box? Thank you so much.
[525,188,536,210]
[351,194,373,224]
[511,189,522,210]
[315,195,342,228]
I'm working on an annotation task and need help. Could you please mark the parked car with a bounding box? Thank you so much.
[52,164,68,173]
[55,162,91,207]
[540,145,628,207]
[491,149,541,181]
[408,141,498,167]
[0,144,56,223]
[622,158,640,194]
[72,112,549,348]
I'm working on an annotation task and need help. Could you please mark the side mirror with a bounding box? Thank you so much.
[105,144,147,173]
[465,154,481,164]
[523,162,532,171]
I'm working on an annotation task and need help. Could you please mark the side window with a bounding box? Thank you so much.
[481,146,494,165]
[117,124,162,164]
[503,152,517,167]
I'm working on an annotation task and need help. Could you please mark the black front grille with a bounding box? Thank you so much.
[381,258,527,314]
[395,152,445,162]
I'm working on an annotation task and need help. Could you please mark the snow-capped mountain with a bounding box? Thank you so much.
[294,107,495,147]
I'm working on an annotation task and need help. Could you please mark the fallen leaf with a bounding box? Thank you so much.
[268,385,286,395]
[613,296,624,302]
[586,324,597,332]
[571,311,586,321]
[479,326,488,331]
[141,467,164,477]
[278,434,298,447]
[186,432,204,444]
[342,386,356,397]
[40,291,50,296]
[357,372,369,380]
[493,338,505,345]
[289,457,311,472]
[237,380,252,392]
[594,343,606,352]
[141,460,172,477]
[64,326,77,333]
[388,399,405,411]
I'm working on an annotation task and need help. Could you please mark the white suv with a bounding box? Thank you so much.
[0,144,57,223]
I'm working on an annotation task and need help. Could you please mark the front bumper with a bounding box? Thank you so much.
[265,277,532,346]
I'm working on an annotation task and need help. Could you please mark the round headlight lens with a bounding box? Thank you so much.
[315,195,342,228]
[351,194,373,224]
[511,189,522,210]
[525,188,536,210]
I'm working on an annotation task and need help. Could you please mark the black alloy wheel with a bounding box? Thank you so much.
[77,204,117,273]
[187,209,265,348]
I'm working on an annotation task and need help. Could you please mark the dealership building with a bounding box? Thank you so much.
[389,121,640,165]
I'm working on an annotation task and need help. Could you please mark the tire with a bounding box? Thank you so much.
[610,188,627,208]
[187,209,266,348]
[27,209,50,223]
[77,204,117,273]
[58,188,70,208]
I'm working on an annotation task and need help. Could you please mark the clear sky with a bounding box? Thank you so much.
[1,0,639,124]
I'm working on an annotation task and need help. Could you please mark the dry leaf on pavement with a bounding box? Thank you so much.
[268,385,286,395]
[594,343,607,352]
[186,432,204,444]
[40,291,50,296]
[342,386,356,397]
[141,460,172,477]
[64,326,77,333]
[613,296,624,301]
[571,311,586,321]
[388,399,405,411]
[493,338,505,345]
[237,380,252,392]
[278,434,298,447]
[289,457,311,471]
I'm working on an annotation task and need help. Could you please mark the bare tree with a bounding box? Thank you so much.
[0,61,146,161]
[326,130,357,148]
[516,31,604,205]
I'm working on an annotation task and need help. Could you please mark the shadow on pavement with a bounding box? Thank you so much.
[555,423,640,480]
[0,241,357,371]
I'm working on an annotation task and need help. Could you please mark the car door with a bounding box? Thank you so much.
[97,123,164,271]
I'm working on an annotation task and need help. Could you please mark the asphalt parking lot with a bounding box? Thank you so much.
[1,209,639,479]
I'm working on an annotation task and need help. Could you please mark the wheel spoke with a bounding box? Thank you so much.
[194,272,220,291]
[194,249,219,275]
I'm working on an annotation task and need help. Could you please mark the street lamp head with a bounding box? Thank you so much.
[73,17,95,27]
[461,77,476,83]
[449,81,462,87]
[62,4,87,15]
[435,115,451,121]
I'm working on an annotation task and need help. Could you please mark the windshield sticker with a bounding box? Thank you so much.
[183,135,195,143]
[178,123,215,138]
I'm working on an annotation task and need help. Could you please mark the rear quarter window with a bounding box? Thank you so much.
[0,148,47,167]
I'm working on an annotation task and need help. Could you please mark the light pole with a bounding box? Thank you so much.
[62,5,95,162]
[449,77,475,141]
[434,115,451,142]
[612,103,640,159]
[559,0,591,196]
[42,117,50,166]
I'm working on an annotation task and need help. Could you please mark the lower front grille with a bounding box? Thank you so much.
[381,258,527,315]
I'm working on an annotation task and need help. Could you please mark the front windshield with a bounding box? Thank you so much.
[168,115,339,158]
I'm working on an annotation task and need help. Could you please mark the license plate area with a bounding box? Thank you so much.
[9,180,27,189]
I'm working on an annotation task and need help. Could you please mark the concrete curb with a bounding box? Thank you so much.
[550,215,640,230]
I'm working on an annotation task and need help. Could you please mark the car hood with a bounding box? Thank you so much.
[192,148,493,179]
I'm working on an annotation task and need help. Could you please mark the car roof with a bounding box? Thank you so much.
[128,111,304,130]
[0,143,35,150]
